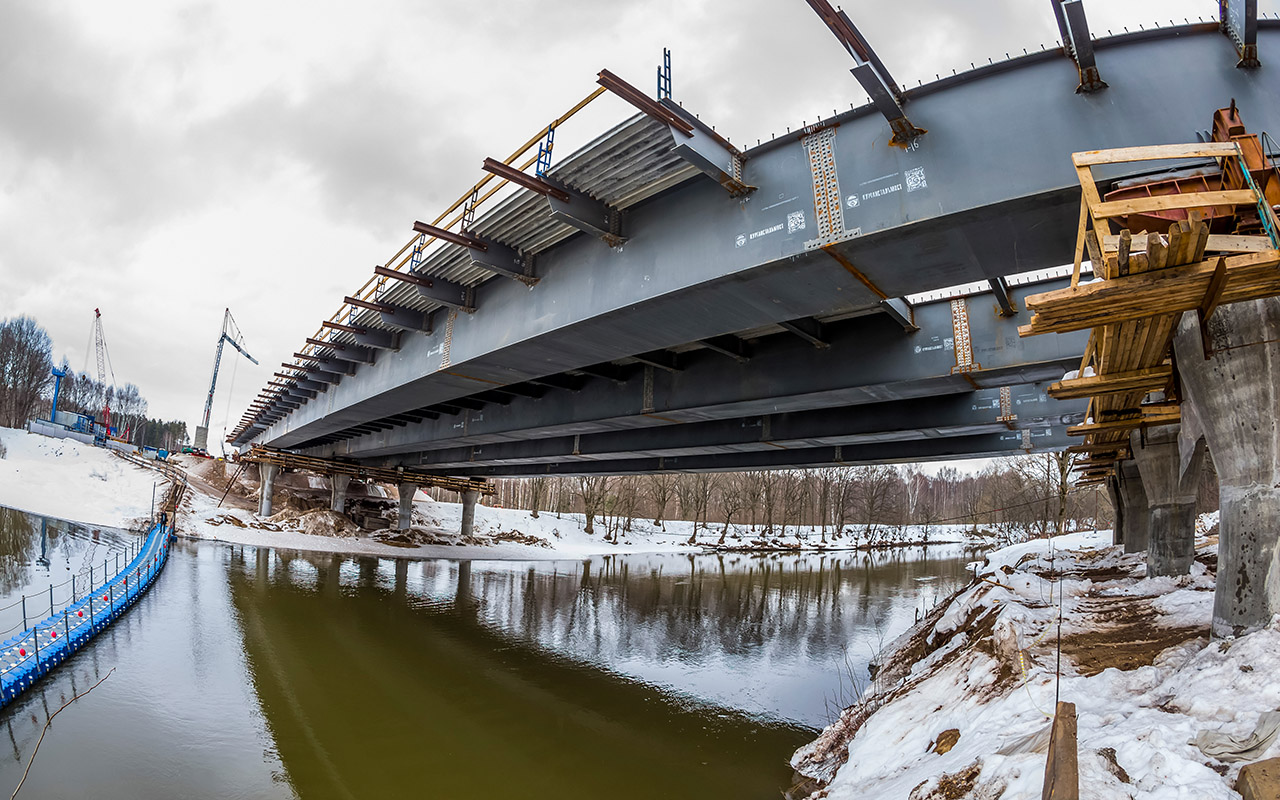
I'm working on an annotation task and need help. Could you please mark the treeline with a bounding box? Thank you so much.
[0,315,188,450]
[431,454,1124,544]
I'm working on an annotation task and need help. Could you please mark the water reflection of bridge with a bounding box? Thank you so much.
[227,544,981,798]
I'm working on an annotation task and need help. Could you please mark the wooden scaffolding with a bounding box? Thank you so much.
[1019,140,1280,485]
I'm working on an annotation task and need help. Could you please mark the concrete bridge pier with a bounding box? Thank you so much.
[330,474,352,514]
[461,490,479,538]
[1173,300,1280,637]
[396,483,418,531]
[258,463,279,517]
[1106,477,1125,548]
[1130,425,1203,577]
[1115,460,1150,554]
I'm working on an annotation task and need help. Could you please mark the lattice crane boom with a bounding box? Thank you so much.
[195,308,258,451]
[90,308,117,431]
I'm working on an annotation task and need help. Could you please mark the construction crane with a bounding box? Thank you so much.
[88,309,116,435]
[195,308,258,452]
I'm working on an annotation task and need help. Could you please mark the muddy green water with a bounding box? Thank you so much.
[0,506,978,798]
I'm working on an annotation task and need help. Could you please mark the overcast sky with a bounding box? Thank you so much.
[1,0,1269,447]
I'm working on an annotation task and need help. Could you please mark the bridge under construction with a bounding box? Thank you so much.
[225,3,1280,636]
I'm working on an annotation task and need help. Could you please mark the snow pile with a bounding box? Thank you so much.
[794,524,1279,799]
[0,426,164,528]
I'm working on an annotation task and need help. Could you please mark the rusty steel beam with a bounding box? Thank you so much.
[597,69,694,136]
[411,220,486,251]
[373,266,473,312]
[343,295,394,314]
[304,337,376,365]
[481,158,571,202]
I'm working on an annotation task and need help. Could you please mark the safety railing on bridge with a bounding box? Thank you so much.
[0,520,175,709]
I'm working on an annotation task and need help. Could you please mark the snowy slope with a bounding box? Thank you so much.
[794,522,1279,799]
[0,427,163,528]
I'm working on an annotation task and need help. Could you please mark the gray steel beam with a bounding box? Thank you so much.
[544,176,626,247]
[321,321,400,352]
[403,386,1082,470]
[990,277,1017,317]
[434,429,1071,477]
[660,100,753,198]
[467,233,537,285]
[303,283,1087,462]
[374,266,474,313]
[296,352,358,375]
[352,328,399,352]
[306,338,376,365]
[879,298,917,332]
[296,365,342,385]
[378,307,432,333]
[778,317,829,349]
[630,351,681,373]
[528,375,585,392]
[243,28,1280,451]
[1221,0,1260,67]
[698,335,750,363]
[1053,1,1107,92]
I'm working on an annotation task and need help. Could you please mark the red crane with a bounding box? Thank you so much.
[89,309,117,434]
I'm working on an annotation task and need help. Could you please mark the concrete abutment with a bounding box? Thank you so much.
[1173,300,1280,637]
[1130,425,1203,577]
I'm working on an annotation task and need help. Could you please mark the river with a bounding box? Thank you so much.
[0,505,980,798]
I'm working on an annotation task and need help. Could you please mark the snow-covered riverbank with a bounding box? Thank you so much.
[175,459,993,560]
[1,424,994,561]
[0,427,161,529]
[792,520,1280,799]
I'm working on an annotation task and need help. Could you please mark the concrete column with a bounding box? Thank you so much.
[257,463,279,517]
[461,490,479,537]
[397,482,418,531]
[330,474,352,514]
[1173,300,1280,637]
[1115,460,1150,554]
[1130,425,1203,578]
[1106,476,1125,547]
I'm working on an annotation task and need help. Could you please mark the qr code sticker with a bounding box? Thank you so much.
[787,210,806,233]
[905,166,927,193]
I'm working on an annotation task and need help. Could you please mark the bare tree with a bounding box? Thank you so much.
[528,476,549,519]
[645,474,675,529]
[715,474,748,545]
[0,316,53,428]
[576,476,611,534]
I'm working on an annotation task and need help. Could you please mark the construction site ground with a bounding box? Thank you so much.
[791,518,1280,799]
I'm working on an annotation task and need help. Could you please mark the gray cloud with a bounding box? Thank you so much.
[0,0,1249,431]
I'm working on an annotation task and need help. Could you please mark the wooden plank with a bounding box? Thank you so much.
[1075,166,1107,232]
[1066,442,1130,452]
[1145,232,1167,272]
[1104,233,1277,254]
[1072,142,1239,166]
[1071,199,1089,287]
[1048,365,1173,400]
[1198,257,1230,359]
[1019,249,1280,336]
[1116,230,1131,277]
[1067,404,1180,436]
[1092,190,1257,220]
[1041,701,1079,800]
